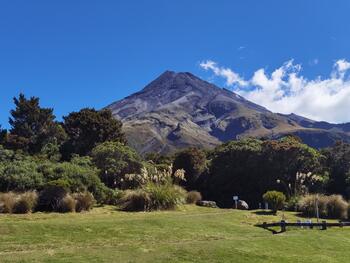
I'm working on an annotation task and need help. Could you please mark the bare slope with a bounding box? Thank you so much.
[108,71,350,154]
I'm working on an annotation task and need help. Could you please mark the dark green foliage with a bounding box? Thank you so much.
[145,152,172,170]
[62,108,125,158]
[0,159,44,192]
[36,185,68,212]
[91,141,143,188]
[204,137,322,207]
[0,125,6,145]
[173,147,207,189]
[322,141,350,198]
[205,138,264,207]
[6,94,67,153]
[263,191,286,213]
[36,156,107,200]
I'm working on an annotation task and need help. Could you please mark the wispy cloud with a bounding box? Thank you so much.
[199,59,350,123]
[199,60,248,87]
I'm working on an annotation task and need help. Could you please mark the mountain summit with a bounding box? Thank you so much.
[107,71,350,154]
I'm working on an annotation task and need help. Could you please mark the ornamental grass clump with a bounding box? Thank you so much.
[73,191,95,212]
[13,191,38,214]
[0,192,17,213]
[146,183,186,210]
[118,189,151,212]
[58,194,76,213]
[298,194,348,219]
[186,191,202,204]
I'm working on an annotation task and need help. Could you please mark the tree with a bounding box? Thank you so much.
[91,141,143,188]
[261,136,323,195]
[322,141,350,198]
[6,94,66,153]
[0,125,6,145]
[206,138,264,207]
[173,147,207,189]
[204,137,322,208]
[62,108,125,158]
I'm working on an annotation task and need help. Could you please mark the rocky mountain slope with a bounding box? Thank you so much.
[107,71,350,154]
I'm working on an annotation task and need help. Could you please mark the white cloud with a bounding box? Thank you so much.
[199,60,248,87]
[199,59,350,123]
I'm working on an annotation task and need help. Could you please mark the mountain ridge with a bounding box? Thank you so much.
[107,71,350,154]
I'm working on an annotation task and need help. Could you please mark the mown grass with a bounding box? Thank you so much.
[0,205,349,262]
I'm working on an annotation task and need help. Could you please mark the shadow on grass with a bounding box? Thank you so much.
[255,223,285,235]
[253,210,276,216]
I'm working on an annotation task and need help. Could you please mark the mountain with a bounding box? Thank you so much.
[107,71,350,154]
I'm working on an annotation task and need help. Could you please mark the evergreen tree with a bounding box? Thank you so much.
[6,93,66,153]
[0,125,6,145]
[62,108,125,158]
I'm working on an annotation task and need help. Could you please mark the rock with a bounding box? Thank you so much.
[196,200,218,208]
[235,200,249,210]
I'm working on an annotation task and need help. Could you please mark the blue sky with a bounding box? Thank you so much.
[1,0,350,127]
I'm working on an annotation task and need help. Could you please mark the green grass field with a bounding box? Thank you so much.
[0,205,349,263]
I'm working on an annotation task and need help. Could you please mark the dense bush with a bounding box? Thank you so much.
[91,141,143,189]
[13,191,38,214]
[263,191,286,213]
[36,185,68,212]
[98,188,123,205]
[0,160,44,192]
[173,147,207,189]
[298,194,349,219]
[74,192,95,212]
[186,191,202,204]
[205,137,322,208]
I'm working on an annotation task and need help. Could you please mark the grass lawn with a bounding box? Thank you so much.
[0,205,349,263]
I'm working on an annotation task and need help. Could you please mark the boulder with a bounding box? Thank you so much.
[196,200,218,208]
[235,200,249,210]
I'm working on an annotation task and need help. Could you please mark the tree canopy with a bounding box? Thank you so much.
[6,94,66,153]
[91,141,143,189]
[173,147,207,190]
[62,108,125,158]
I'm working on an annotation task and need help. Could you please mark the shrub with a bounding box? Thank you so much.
[118,189,151,212]
[100,188,124,205]
[285,195,301,211]
[73,192,95,212]
[263,191,286,213]
[298,194,325,217]
[0,192,17,213]
[13,191,38,214]
[36,185,68,212]
[298,194,348,219]
[58,194,76,213]
[327,195,348,219]
[186,191,202,204]
[146,183,187,210]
